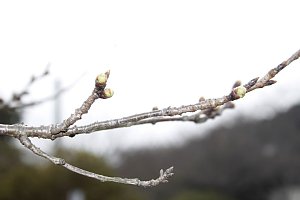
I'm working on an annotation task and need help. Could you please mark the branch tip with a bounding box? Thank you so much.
[244,77,259,89]
[266,80,277,86]
[95,70,110,88]
[232,80,242,89]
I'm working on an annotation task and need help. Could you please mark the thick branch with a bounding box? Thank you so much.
[1,49,300,139]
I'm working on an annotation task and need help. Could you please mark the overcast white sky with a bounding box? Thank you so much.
[1,1,300,158]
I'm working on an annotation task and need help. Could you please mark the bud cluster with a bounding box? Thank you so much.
[95,70,114,99]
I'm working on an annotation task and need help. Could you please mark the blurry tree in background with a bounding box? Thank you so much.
[0,147,141,200]
[117,103,300,200]
[0,105,20,125]
[0,100,23,182]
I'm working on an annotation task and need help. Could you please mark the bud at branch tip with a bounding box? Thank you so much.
[95,70,110,88]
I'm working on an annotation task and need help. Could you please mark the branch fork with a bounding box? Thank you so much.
[1,49,300,187]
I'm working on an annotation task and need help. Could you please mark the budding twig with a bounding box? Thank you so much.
[0,49,299,187]
[50,70,113,135]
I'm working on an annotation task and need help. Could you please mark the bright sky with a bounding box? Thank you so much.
[1,1,300,158]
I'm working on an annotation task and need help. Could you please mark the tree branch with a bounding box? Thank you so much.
[0,49,299,187]
[10,73,85,110]
[50,70,112,134]
[124,102,235,126]
[9,64,50,104]
[19,133,173,187]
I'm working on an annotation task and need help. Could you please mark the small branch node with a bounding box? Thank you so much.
[53,158,66,165]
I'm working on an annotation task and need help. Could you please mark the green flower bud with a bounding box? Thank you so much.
[233,86,247,99]
[100,88,114,99]
[95,70,110,88]
[96,73,107,85]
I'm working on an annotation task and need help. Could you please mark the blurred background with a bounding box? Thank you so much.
[1,0,300,199]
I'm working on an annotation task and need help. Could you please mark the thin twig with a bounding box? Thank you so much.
[248,49,300,92]
[129,102,235,126]
[18,134,173,187]
[10,64,50,103]
[49,88,100,134]
[49,70,111,135]
[10,72,86,110]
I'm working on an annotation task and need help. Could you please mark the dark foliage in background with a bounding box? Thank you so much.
[0,146,142,200]
[0,106,20,125]
[118,103,300,200]
[0,147,141,200]
[0,99,141,200]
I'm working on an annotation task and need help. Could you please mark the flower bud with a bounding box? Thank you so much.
[152,106,159,111]
[99,88,114,99]
[97,73,107,84]
[199,96,205,102]
[232,80,241,89]
[232,86,247,99]
[95,70,110,88]
[266,80,277,86]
